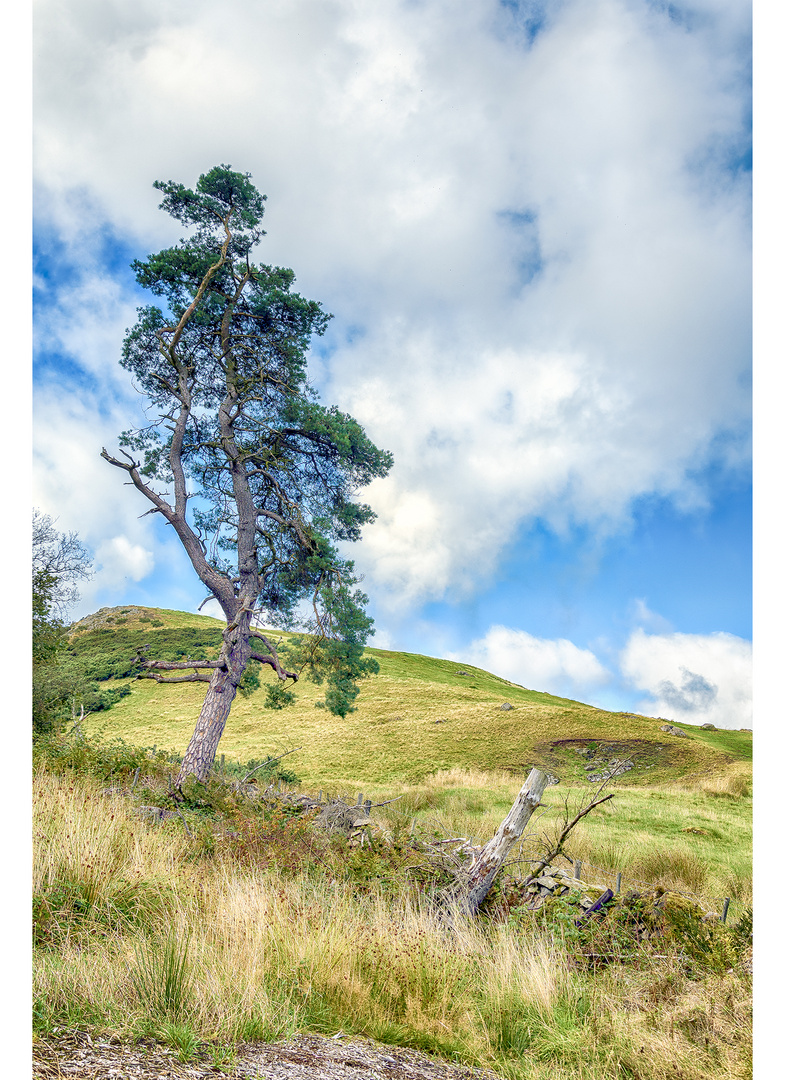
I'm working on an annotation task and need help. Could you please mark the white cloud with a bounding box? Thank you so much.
[450,625,611,699]
[93,535,154,591]
[33,0,750,610]
[619,628,752,728]
[628,599,673,634]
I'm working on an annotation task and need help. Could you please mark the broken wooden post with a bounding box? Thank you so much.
[574,859,582,880]
[450,768,548,918]
[722,898,730,923]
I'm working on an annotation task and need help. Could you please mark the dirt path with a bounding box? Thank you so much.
[33,1031,503,1080]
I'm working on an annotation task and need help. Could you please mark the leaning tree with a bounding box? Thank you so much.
[102,165,392,787]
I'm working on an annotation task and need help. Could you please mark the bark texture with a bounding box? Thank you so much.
[102,167,391,789]
[453,767,548,917]
[175,612,254,785]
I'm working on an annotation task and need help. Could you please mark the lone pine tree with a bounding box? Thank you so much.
[102,165,392,787]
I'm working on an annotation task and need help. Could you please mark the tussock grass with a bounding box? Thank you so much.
[33,769,184,944]
[33,767,752,1079]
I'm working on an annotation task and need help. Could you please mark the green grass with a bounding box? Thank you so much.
[73,606,750,792]
[34,606,753,1079]
[33,765,753,1080]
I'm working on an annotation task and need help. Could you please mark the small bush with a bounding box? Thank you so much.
[664,905,752,975]
[34,730,178,783]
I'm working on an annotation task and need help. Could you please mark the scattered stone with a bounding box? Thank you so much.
[499,702,513,710]
[659,724,688,737]
[313,800,372,838]
[701,723,717,730]
[739,728,752,733]
[585,759,634,782]
[456,671,468,676]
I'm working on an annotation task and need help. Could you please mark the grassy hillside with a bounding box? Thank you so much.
[71,606,750,791]
[35,606,753,1078]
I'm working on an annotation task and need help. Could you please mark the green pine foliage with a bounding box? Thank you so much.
[105,165,392,740]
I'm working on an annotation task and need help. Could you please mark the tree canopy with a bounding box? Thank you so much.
[32,509,93,733]
[102,165,392,785]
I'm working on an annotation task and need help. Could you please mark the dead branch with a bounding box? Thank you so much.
[239,746,302,785]
[521,790,616,887]
[441,768,549,918]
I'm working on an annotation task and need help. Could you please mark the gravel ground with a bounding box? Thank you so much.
[33,1031,504,1080]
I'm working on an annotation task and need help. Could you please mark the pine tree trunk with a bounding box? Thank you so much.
[175,621,252,786]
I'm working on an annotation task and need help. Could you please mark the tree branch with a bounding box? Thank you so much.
[521,791,616,887]
[136,671,214,684]
[141,659,221,671]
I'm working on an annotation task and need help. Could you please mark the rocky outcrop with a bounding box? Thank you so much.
[583,758,634,782]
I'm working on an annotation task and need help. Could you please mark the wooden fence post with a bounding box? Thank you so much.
[574,859,582,880]
[616,872,622,894]
[722,898,730,923]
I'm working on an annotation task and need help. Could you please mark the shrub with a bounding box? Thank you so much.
[33,729,178,783]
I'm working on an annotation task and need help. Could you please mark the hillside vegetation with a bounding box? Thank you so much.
[69,605,749,791]
[34,605,753,1079]
[58,605,752,912]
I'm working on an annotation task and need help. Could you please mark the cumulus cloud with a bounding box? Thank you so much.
[33,0,750,611]
[450,625,611,699]
[92,535,154,591]
[619,628,751,728]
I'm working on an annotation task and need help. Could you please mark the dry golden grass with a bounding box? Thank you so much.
[33,767,752,1080]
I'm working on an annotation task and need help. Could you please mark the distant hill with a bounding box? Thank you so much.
[69,606,751,789]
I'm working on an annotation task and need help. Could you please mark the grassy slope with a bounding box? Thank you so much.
[77,606,750,791]
[36,608,752,1076]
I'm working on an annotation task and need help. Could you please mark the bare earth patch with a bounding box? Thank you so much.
[33,1032,502,1080]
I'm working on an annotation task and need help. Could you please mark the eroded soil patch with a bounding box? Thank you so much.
[533,738,674,779]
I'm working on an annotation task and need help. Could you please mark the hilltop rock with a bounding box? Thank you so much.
[659,724,688,737]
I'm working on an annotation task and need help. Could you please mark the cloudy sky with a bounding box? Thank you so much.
[32,0,753,728]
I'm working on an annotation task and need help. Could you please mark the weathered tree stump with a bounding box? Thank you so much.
[445,767,548,918]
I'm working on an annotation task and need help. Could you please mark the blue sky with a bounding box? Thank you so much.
[32,0,753,728]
